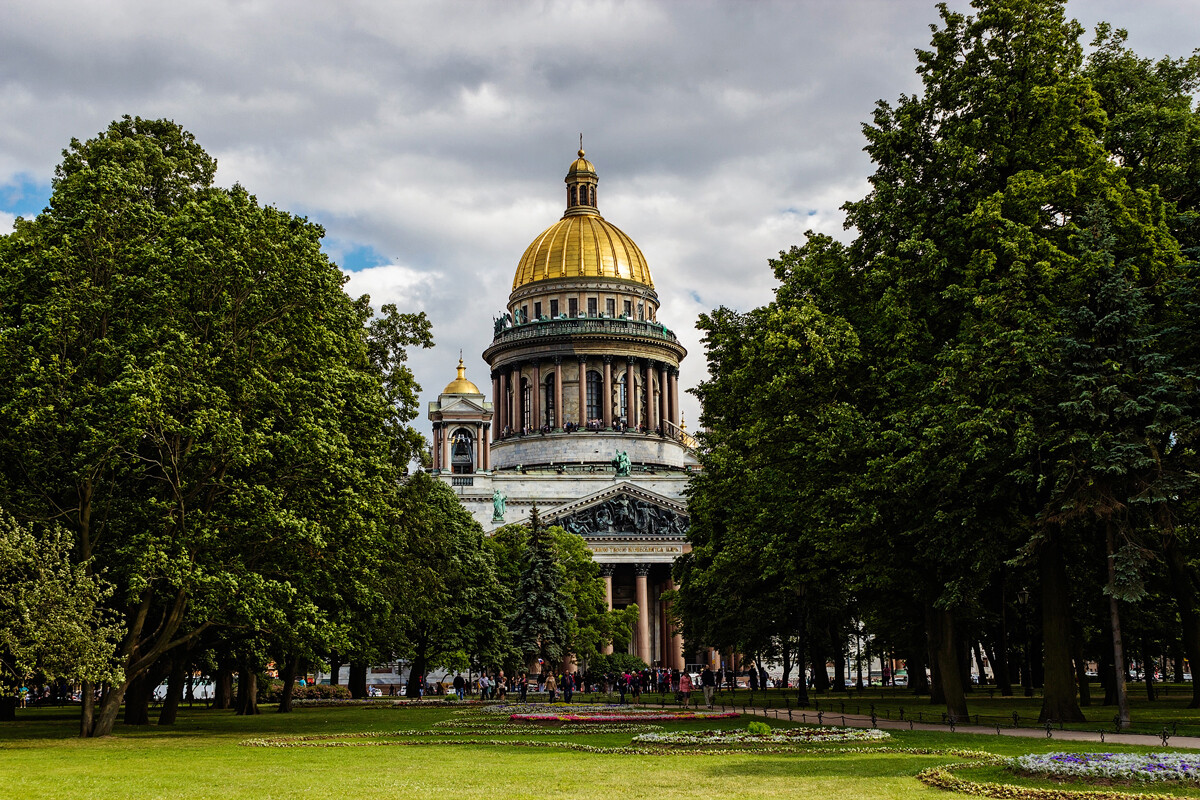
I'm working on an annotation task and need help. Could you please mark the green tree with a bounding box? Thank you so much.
[0,118,396,736]
[0,509,123,720]
[509,506,570,673]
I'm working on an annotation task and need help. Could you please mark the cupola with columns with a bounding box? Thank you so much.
[428,356,492,477]
[482,149,690,472]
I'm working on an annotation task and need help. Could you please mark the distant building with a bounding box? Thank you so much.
[429,149,700,669]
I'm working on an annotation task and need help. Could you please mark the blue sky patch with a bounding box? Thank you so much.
[324,242,388,272]
[1,174,52,220]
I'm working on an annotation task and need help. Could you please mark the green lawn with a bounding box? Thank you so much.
[0,703,1195,800]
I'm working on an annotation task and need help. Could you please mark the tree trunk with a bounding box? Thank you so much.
[907,640,930,695]
[831,623,846,693]
[1107,520,1131,727]
[1141,639,1156,701]
[329,651,342,686]
[972,642,988,686]
[79,680,94,736]
[213,665,233,710]
[277,654,299,713]
[927,605,968,720]
[1099,639,1116,706]
[235,660,260,716]
[794,617,809,706]
[1039,533,1085,722]
[995,591,1013,696]
[0,696,15,721]
[1164,537,1200,707]
[350,660,369,699]
[1074,649,1092,707]
[158,654,188,725]
[123,672,152,726]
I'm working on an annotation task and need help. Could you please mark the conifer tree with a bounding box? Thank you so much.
[510,505,570,673]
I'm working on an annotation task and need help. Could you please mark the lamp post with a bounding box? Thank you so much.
[1017,587,1033,698]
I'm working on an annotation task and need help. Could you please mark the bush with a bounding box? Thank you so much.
[747,721,771,735]
[589,653,649,675]
[262,681,351,703]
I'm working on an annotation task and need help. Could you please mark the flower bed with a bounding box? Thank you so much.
[1009,753,1200,784]
[479,703,673,716]
[511,711,739,723]
[632,726,890,745]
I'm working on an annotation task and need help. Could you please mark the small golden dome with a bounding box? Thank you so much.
[567,148,595,176]
[512,150,654,290]
[443,357,481,395]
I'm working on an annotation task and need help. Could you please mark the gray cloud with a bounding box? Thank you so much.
[2,0,1196,441]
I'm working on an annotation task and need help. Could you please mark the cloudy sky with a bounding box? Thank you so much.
[2,0,1196,438]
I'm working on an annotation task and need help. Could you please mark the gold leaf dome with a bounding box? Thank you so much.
[512,150,654,291]
[442,357,481,395]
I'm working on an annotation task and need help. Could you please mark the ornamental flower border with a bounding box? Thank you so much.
[917,756,1193,800]
[632,726,890,745]
[510,711,740,723]
[478,703,682,716]
[1010,753,1200,785]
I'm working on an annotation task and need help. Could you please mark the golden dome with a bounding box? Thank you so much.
[442,357,481,395]
[567,148,595,176]
[512,150,654,290]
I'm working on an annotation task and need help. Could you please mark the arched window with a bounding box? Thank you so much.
[451,428,474,474]
[589,186,596,206]
[544,373,556,428]
[569,185,577,207]
[520,378,531,430]
[586,370,603,422]
[618,372,628,423]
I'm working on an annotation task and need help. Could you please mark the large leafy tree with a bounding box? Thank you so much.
[0,117,396,736]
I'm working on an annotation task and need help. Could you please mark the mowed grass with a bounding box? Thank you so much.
[0,703,1196,800]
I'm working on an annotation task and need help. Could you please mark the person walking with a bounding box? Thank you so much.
[519,673,528,702]
[700,666,716,708]
[545,672,557,702]
[563,671,574,704]
[452,673,465,701]
[679,671,693,705]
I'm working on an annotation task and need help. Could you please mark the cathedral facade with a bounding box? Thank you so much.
[428,150,699,670]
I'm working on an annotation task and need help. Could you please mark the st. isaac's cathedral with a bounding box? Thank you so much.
[427,149,700,671]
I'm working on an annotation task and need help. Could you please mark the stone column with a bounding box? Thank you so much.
[577,358,588,426]
[602,355,613,429]
[643,361,652,430]
[635,564,651,663]
[474,423,482,471]
[658,363,668,433]
[531,361,541,429]
[442,424,451,472]
[431,425,440,471]
[509,365,520,431]
[498,370,508,435]
[625,357,635,426]
[482,424,490,470]
[647,361,658,432]
[600,564,614,655]
[491,372,501,441]
[670,367,680,426]
[554,357,563,430]
[666,577,684,670]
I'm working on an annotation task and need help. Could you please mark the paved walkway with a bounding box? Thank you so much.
[718,704,1200,749]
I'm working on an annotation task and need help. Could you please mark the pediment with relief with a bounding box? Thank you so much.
[543,484,689,539]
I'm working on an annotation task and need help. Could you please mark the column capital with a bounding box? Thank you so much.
[603,354,614,364]
[599,563,615,577]
[634,563,652,577]
[553,355,562,365]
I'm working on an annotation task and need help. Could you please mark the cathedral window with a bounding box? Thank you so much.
[569,185,577,206]
[534,301,542,319]
[569,298,578,317]
[520,378,531,430]
[550,299,559,318]
[587,297,597,317]
[586,370,602,422]
[623,299,632,318]
[544,373,556,428]
[589,186,596,205]
[618,372,628,421]
[605,298,615,317]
